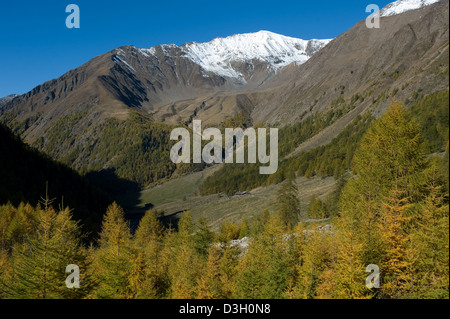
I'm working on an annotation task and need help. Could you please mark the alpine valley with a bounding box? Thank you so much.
[0,0,448,300]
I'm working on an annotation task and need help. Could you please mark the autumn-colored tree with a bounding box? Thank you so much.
[318,215,370,299]
[411,181,449,298]
[236,216,291,299]
[308,195,328,219]
[0,249,10,298]
[217,221,241,243]
[379,189,413,298]
[0,202,38,251]
[277,178,301,229]
[134,209,164,245]
[131,209,169,298]
[193,217,215,257]
[91,202,135,299]
[1,202,89,299]
[293,226,334,299]
[250,209,271,235]
[238,218,250,238]
[218,245,239,298]
[168,212,201,298]
[339,100,426,268]
[352,101,426,197]
[196,245,223,299]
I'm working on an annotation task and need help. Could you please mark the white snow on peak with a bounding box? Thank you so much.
[113,48,136,72]
[380,0,441,17]
[180,31,331,79]
[137,31,331,80]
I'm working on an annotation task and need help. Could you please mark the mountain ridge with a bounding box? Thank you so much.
[0,0,448,188]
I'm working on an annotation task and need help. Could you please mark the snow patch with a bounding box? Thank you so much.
[113,50,136,72]
[380,0,441,16]
[138,47,155,57]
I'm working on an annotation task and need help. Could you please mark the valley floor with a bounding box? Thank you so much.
[122,167,336,231]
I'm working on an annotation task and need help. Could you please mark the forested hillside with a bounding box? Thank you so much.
[26,111,181,187]
[0,123,112,235]
[0,100,447,299]
[199,91,449,198]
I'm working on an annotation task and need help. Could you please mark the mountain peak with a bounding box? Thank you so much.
[380,0,442,16]
[136,31,331,81]
[181,31,331,80]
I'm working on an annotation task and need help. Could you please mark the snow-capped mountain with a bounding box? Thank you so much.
[139,31,332,81]
[3,30,332,132]
[380,0,441,16]
[1,0,447,173]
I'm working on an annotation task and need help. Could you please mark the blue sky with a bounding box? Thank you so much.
[0,0,393,97]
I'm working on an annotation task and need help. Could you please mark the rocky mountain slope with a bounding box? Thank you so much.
[0,31,330,140]
[0,94,18,109]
